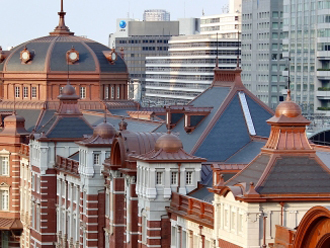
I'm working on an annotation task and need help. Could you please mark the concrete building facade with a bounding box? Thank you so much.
[143,10,170,21]
[241,0,286,109]
[109,18,199,102]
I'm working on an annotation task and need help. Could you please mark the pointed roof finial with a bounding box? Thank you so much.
[286,56,291,101]
[104,105,107,123]
[50,0,74,36]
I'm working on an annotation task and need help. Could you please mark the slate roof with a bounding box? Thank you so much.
[258,156,330,194]
[37,116,93,139]
[226,154,271,190]
[3,36,127,73]
[225,141,266,164]
[153,86,273,163]
[0,109,42,132]
[83,114,161,133]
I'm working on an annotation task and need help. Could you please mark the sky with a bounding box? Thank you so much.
[1,0,228,49]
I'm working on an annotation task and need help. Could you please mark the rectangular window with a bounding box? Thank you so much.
[60,86,64,95]
[93,153,100,165]
[171,226,177,246]
[116,86,120,99]
[0,157,9,176]
[171,171,177,185]
[32,87,37,98]
[15,87,20,98]
[80,87,86,99]
[0,190,9,210]
[105,86,109,99]
[36,205,40,231]
[111,86,114,99]
[156,172,163,185]
[186,171,193,185]
[23,87,28,98]
[1,231,8,248]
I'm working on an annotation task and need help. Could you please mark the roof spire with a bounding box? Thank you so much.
[50,0,74,36]
[104,105,107,123]
[286,56,291,101]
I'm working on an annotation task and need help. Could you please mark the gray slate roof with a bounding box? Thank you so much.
[225,141,266,164]
[83,114,160,133]
[3,36,127,73]
[258,156,330,194]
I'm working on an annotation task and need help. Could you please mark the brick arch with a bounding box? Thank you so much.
[293,206,330,248]
[110,138,125,166]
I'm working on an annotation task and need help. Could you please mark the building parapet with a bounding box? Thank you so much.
[55,155,79,177]
[167,192,214,229]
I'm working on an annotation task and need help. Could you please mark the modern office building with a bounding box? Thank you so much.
[241,0,286,109]
[144,0,241,106]
[143,9,170,21]
[109,18,199,100]
[282,0,330,116]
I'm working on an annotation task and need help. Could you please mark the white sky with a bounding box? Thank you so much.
[1,0,228,49]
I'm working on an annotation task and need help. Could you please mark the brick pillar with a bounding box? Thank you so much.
[30,168,57,248]
[109,177,125,247]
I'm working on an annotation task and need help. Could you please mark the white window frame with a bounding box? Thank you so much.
[23,86,28,98]
[32,86,37,98]
[0,188,9,211]
[15,86,20,98]
[59,86,64,95]
[80,86,86,99]
[93,153,100,165]
[0,157,9,176]
[171,171,178,185]
[111,86,114,99]
[156,171,163,185]
[116,86,120,99]
[105,86,109,99]
[186,171,193,185]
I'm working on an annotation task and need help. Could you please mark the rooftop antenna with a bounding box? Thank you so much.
[287,55,291,100]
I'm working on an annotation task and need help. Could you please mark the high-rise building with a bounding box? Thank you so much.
[109,18,199,101]
[144,1,242,106]
[282,0,323,115]
[143,9,170,21]
[241,0,286,109]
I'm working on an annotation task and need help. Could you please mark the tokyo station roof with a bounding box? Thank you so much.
[213,92,330,202]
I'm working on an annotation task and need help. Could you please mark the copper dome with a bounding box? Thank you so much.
[93,122,116,139]
[62,84,76,95]
[275,100,301,118]
[155,132,183,153]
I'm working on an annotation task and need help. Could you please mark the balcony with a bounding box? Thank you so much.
[55,155,79,175]
[317,51,330,60]
[167,192,214,228]
[317,69,330,79]
[316,90,330,100]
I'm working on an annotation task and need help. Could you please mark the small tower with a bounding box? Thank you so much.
[134,132,206,247]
